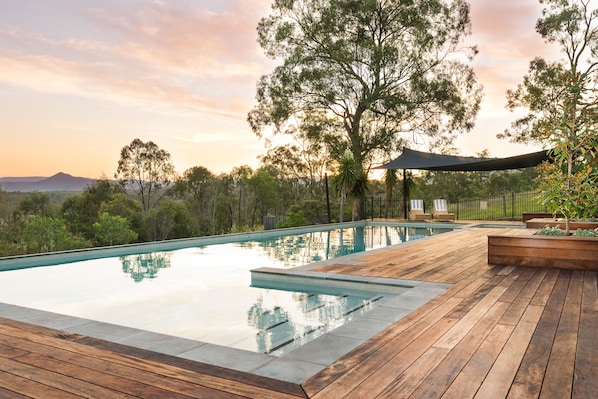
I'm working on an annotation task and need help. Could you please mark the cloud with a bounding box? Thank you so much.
[467,0,562,109]
[0,1,272,119]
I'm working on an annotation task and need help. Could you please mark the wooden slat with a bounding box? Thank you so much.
[506,270,571,398]
[0,318,306,399]
[0,226,594,399]
[473,304,545,398]
[408,301,511,398]
[573,271,598,398]
[540,270,583,398]
[440,324,515,399]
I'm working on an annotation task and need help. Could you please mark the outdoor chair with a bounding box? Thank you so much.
[433,199,455,222]
[409,199,431,221]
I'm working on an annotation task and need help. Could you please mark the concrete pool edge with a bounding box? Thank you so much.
[0,269,451,384]
[0,220,463,272]
[0,222,459,383]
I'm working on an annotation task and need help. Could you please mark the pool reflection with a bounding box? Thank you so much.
[119,252,171,282]
[247,289,378,355]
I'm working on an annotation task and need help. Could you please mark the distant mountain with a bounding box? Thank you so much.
[0,172,96,192]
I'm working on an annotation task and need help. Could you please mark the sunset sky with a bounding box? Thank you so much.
[0,0,563,179]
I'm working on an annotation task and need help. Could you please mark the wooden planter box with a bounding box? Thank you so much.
[525,218,598,230]
[488,235,598,270]
[522,212,563,222]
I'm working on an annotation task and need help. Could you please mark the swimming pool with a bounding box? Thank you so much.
[0,221,455,382]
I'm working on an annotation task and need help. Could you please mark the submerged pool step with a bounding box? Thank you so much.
[254,293,386,355]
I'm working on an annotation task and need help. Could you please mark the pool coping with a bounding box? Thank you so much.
[0,280,450,384]
[0,223,456,383]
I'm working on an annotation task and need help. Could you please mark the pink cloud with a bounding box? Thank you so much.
[0,1,272,120]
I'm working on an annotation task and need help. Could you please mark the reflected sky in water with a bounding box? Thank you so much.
[0,225,448,354]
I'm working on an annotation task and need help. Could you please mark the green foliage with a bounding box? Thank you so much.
[250,0,482,219]
[21,216,89,253]
[18,192,51,217]
[92,212,138,246]
[536,162,598,221]
[572,228,598,237]
[332,151,361,222]
[277,210,309,228]
[142,200,195,241]
[248,168,282,228]
[537,225,567,236]
[115,138,176,211]
[501,0,598,234]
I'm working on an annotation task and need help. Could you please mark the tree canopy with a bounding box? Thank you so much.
[501,0,598,232]
[249,0,482,161]
[249,0,482,218]
[115,139,176,212]
[501,0,597,149]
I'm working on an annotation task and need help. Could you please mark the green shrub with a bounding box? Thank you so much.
[572,228,598,237]
[277,210,309,228]
[536,225,567,236]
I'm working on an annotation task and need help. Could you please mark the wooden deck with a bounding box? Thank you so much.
[1,227,597,398]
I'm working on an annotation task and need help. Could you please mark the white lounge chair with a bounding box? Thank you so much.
[433,199,455,222]
[409,199,431,221]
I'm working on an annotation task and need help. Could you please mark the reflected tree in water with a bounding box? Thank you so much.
[120,252,171,282]
[247,294,296,353]
[243,226,439,270]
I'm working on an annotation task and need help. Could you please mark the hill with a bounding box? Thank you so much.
[0,173,95,192]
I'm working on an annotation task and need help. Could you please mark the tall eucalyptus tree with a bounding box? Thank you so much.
[249,0,482,219]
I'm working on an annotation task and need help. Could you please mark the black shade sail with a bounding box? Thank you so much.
[377,148,549,171]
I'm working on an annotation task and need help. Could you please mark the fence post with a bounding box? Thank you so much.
[371,196,374,220]
[502,194,507,219]
[511,192,515,220]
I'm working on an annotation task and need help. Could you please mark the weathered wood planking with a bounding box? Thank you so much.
[1,227,597,398]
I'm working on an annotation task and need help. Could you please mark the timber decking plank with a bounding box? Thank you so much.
[305,299,463,398]
[440,323,515,399]
[573,271,598,398]
[0,369,85,399]
[408,300,511,399]
[506,270,570,398]
[376,346,452,398]
[342,317,459,399]
[0,386,30,399]
[0,355,142,399]
[73,337,306,399]
[474,305,545,399]
[539,270,583,399]
[435,284,512,350]
[0,319,306,399]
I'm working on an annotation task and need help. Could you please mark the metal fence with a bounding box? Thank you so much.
[367,191,547,221]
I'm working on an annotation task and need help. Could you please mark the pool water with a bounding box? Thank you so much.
[0,224,449,355]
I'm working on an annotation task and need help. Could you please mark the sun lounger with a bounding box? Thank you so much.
[409,199,431,221]
[433,199,455,222]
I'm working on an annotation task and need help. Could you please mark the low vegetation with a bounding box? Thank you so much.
[0,139,541,257]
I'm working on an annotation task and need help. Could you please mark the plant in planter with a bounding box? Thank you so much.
[488,0,598,270]
[499,0,598,234]
[536,147,598,234]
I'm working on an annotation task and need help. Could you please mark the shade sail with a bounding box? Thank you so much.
[377,148,549,171]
